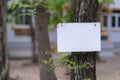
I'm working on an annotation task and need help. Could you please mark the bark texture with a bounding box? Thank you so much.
[30,17,37,63]
[0,0,6,72]
[0,0,9,79]
[35,6,57,80]
[30,0,38,63]
[71,0,99,80]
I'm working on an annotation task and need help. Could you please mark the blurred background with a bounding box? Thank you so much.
[1,0,120,80]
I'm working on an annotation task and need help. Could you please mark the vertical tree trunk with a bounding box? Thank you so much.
[30,0,38,63]
[30,23,38,63]
[35,5,57,80]
[30,14,37,63]
[71,0,99,80]
[0,0,6,72]
[0,0,9,79]
[0,0,4,74]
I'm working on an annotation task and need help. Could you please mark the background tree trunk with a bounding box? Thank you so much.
[30,0,38,63]
[71,0,99,80]
[0,0,9,79]
[30,21,38,63]
[35,5,57,80]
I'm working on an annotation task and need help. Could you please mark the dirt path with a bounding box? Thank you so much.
[10,53,120,80]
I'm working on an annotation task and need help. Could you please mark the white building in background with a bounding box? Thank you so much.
[6,6,32,58]
[7,24,32,58]
[101,0,120,57]
[102,0,120,42]
[7,23,56,58]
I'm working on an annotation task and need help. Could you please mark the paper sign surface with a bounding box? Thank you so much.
[57,22,101,52]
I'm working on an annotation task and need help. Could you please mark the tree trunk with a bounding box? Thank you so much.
[71,0,99,80]
[0,0,9,79]
[30,15,38,63]
[30,0,38,63]
[30,24,38,63]
[35,6,57,80]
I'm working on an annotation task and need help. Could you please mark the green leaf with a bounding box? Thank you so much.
[42,60,49,64]
[98,0,114,4]
[98,0,103,3]
[18,2,23,9]
[84,78,91,80]
[104,0,114,4]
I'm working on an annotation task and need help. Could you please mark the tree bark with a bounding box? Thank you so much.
[0,0,9,79]
[30,22,38,63]
[35,5,57,80]
[71,0,99,80]
[30,14,37,63]
[30,0,38,63]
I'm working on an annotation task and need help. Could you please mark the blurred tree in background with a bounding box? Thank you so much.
[34,1,57,80]
[7,0,71,80]
[0,0,9,80]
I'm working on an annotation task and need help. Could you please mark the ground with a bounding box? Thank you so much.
[97,53,120,80]
[9,53,120,80]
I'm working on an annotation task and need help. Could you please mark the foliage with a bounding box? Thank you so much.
[98,0,114,4]
[42,53,94,72]
[83,78,91,80]
[7,0,72,30]
[8,0,36,16]
[45,0,72,30]
[42,58,55,72]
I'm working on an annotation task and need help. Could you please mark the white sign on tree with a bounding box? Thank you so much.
[57,22,101,52]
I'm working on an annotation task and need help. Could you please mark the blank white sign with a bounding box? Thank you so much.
[57,22,101,52]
